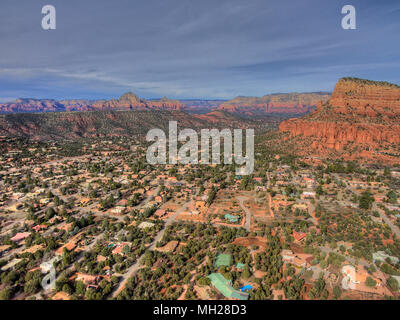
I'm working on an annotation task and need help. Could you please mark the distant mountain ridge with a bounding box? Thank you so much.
[0,92,331,116]
[0,92,185,113]
[180,99,227,114]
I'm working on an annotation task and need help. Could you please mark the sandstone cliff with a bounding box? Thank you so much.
[279,78,400,163]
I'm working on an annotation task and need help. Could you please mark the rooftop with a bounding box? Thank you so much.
[214,253,231,268]
[208,273,249,300]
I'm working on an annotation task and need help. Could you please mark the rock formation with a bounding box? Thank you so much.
[218,92,330,116]
[0,92,185,113]
[279,78,400,163]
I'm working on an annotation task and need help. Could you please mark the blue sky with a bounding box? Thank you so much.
[0,0,399,101]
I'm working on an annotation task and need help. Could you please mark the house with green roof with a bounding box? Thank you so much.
[236,262,245,270]
[214,253,231,268]
[208,273,249,300]
[224,214,239,223]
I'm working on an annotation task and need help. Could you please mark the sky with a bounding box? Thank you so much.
[0,0,399,101]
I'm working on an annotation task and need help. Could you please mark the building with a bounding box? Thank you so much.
[0,245,11,256]
[138,221,155,229]
[10,232,31,243]
[301,191,316,199]
[55,242,77,255]
[224,214,239,223]
[1,258,23,271]
[32,224,48,232]
[76,273,100,285]
[292,230,307,242]
[112,243,131,255]
[236,263,246,271]
[154,209,167,218]
[281,249,295,262]
[208,273,249,300]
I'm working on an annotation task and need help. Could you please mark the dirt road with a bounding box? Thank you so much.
[236,196,251,232]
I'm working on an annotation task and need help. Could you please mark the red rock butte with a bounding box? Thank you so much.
[279,77,400,163]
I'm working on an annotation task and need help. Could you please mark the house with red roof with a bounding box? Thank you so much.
[10,232,30,243]
[292,230,307,242]
[32,224,48,232]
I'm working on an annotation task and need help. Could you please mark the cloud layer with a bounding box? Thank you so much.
[0,0,399,100]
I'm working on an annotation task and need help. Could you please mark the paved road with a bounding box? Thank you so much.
[110,200,192,298]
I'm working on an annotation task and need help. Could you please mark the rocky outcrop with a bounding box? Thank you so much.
[0,92,185,113]
[148,97,185,111]
[279,78,400,163]
[218,92,330,116]
[0,98,66,113]
[279,120,400,151]
[329,78,400,117]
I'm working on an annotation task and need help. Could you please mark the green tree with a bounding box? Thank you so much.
[0,287,12,300]
[75,281,86,296]
[24,279,41,295]
[365,277,377,287]
[387,277,399,292]
[386,190,398,204]
[242,265,252,279]
[122,245,130,255]
[359,190,374,210]
[198,277,211,286]
[333,285,341,299]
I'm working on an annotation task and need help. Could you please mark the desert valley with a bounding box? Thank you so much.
[0,77,399,301]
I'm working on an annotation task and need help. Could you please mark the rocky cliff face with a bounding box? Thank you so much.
[0,92,185,113]
[279,78,400,163]
[218,92,330,116]
[329,78,400,117]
